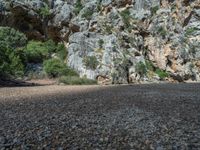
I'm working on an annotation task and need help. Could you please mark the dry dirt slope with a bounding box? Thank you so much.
[0,84,200,149]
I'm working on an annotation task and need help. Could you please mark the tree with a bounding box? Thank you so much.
[39,4,51,39]
[0,27,27,78]
[0,43,24,78]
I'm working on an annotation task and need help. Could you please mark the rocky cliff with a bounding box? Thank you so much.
[1,0,200,84]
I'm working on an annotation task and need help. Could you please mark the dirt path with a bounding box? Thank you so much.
[0,84,200,149]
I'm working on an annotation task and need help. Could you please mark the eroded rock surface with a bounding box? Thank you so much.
[1,0,200,84]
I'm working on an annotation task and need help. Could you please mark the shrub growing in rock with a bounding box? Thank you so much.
[56,43,68,61]
[155,69,169,80]
[74,0,83,15]
[83,56,99,70]
[39,5,51,17]
[157,26,167,37]
[151,6,159,15]
[24,40,67,63]
[185,27,198,36]
[135,61,147,76]
[120,9,130,28]
[24,41,50,63]
[103,23,113,34]
[44,39,57,53]
[98,39,104,49]
[43,58,78,78]
[145,60,154,71]
[97,0,102,11]
[81,9,93,20]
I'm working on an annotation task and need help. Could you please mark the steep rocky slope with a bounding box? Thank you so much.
[0,0,200,84]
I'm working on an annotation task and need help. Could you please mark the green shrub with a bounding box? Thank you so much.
[185,27,198,36]
[0,43,24,78]
[83,56,99,70]
[43,58,78,78]
[74,0,83,15]
[98,39,104,48]
[0,27,26,78]
[120,9,130,27]
[97,0,102,11]
[82,9,93,20]
[59,76,97,85]
[0,26,27,48]
[135,61,147,76]
[155,69,169,79]
[145,60,154,71]
[24,41,50,63]
[157,26,167,37]
[151,6,159,15]
[56,43,67,60]
[103,23,113,34]
[44,39,57,53]
[39,5,51,18]
[24,40,67,63]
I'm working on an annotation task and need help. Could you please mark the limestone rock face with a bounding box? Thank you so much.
[1,0,200,83]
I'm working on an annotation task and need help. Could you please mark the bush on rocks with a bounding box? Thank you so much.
[120,9,131,28]
[43,58,78,78]
[74,0,83,15]
[155,69,169,80]
[135,61,147,77]
[83,56,99,70]
[44,39,57,53]
[0,27,26,78]
[24,41,50,63]
[0,26,27,48]
[0,43,24,78]
[81,9,93,20]
[55,43,68,61]
[24,40,67,63]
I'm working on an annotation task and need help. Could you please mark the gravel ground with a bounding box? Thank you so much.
[0,83,200,149]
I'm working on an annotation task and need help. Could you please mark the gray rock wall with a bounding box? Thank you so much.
[1,0,200,84]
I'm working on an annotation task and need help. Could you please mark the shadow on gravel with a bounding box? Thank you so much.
[0,83,200,149]
[0,78,52,87]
